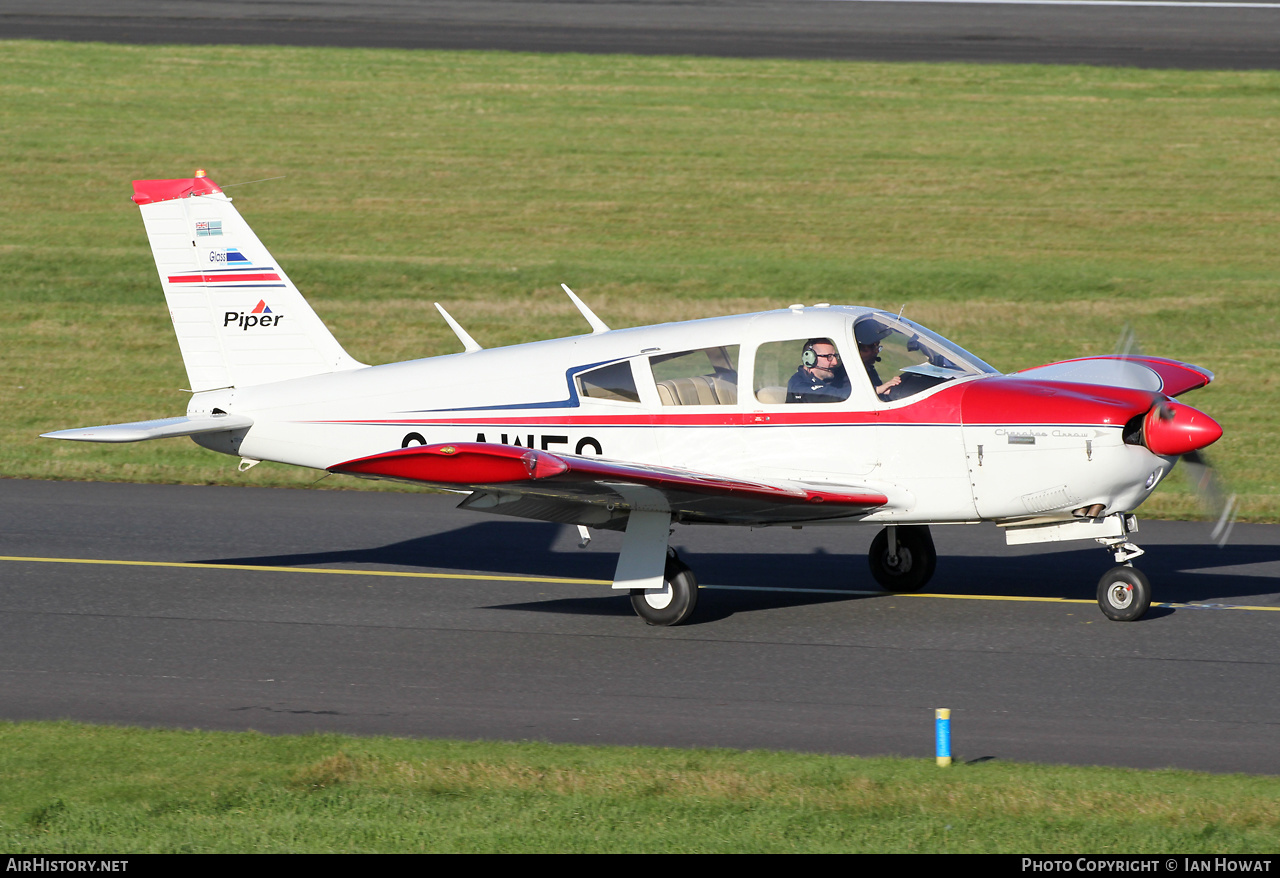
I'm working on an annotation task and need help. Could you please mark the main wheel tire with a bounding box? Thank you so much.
[1097,566,1152,621]
[868,525,937,592]
[630,555,699,626]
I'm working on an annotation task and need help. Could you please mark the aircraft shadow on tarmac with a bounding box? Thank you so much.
[200,521,1279,621]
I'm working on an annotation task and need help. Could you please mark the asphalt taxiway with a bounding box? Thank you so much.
[3,479,1278,773]
[3,0,1279,69]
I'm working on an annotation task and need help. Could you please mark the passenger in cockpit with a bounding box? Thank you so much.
[786,338,851,403]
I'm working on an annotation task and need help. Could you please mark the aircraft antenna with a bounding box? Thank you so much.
[434,303,483,353]
[562,284,610,334]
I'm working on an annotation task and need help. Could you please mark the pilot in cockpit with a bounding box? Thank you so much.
[856,321,902,399]
[786,338,851,403]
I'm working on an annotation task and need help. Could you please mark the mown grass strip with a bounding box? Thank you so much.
[2,722,1278,853]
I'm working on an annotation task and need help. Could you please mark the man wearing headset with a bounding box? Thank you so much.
[786,338,852,403]
[855,321,903,399]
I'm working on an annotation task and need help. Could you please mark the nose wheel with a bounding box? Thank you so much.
[868,525,937,592]
[1097,565,1152,621]
[1095,521,1152,621]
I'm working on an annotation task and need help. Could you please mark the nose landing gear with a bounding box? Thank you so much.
[1096,519,1151,621]
[1097,565,1152,621]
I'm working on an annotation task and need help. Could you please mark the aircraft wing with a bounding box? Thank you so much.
[329,442,888,530]
[1012,356,1212,397]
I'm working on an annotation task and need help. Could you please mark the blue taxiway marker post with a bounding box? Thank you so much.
[936,708,952,767]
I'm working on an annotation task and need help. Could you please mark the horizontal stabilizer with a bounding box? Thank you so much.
[329,442,887,527]
[42,413,253,443]
[1014,356,1212,397]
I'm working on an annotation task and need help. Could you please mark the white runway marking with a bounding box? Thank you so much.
[1183,562,1280,579]
[703,583,1280,612]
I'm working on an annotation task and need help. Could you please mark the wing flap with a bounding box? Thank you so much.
[329,442,888,525]
[42,414,253,443]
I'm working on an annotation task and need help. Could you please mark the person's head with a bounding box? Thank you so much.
[802,338,841,381]
[854,321,891,365]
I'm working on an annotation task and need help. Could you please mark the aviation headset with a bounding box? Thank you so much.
[802,339,833,368]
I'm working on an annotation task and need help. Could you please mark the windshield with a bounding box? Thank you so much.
[852,313,996,403]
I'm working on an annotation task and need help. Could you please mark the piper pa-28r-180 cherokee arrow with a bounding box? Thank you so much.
[45,171,1228,625]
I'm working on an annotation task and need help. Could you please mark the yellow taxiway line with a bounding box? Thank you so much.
[0,555,605,585]
[2,555,1277,612]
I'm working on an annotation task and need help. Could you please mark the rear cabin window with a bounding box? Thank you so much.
[575,360,640,403]
[650,345,739,406]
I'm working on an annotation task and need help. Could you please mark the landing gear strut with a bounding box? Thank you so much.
[868,525,937,592]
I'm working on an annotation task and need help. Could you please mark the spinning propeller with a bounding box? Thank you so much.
[1116,326,1236,546]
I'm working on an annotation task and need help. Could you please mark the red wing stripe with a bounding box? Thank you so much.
[330,443,566,484]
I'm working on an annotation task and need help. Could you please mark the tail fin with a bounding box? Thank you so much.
[132,171,365,392]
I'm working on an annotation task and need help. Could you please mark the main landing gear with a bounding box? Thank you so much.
[868,525,937,593]
[612,508,699,627]
[630,549,699,627]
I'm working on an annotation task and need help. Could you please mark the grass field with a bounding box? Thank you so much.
[0,40,1277,517]
[3,722,1278,853]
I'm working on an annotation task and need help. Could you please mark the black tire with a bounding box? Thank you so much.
[868,525,937,592]
[1097,566,1152,622]
[630,554,699,626]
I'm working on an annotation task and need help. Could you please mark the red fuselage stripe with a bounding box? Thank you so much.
[300,415,1127,429]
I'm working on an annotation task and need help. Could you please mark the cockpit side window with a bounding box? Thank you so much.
[575,360,640,403]
[754,338,852,404]
[853,314,996,403]
[650,345,739,405]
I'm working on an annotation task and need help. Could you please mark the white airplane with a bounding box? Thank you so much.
[45,171,1229,625]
